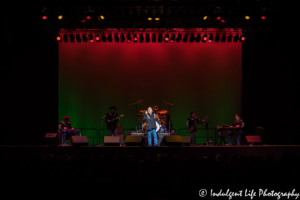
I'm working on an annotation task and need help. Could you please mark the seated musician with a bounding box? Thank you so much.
[228,114,245,145]
[186,112,205,145]
[103,106,120,136]
[58,116,74,146]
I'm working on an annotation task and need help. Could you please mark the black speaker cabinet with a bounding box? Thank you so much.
[125,136,144,146]
[104,136,120,146]
[45,133,59,146]
[71,136,89,147]
[181,136,191,146]
[163,135,182,146]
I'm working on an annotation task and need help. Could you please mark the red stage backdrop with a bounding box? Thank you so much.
[59,42,242,144]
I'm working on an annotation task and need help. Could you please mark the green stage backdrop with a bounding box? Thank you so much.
[59,42,242,145]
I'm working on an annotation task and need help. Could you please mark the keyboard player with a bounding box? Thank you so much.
[58,116,74,146]
[228,114,244,145]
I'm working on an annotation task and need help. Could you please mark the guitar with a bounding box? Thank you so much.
[106,115,124,124]
[189,116,208,133]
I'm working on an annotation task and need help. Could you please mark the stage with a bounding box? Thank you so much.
[1,145,299,161]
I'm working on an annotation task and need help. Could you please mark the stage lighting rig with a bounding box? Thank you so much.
[69,34,75,42]
[152,33,156,42]
[127,33,131,42]
[164,34,169,42]
[170,34,175,42]
[76,34,81,42]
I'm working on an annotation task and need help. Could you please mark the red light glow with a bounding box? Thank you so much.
[90,40,94,43]
[221,20,225,23]
[203,37,207,41]
[127,40,131,43]
[165,37,169,41]
[86,16,91,20]
[81,20,86,23]
[241,36,245,41]
[56,36,61,41]
[95,37,100,41]
[261,16,266,20]
[134,37,138,41]
[42,16,47,20]
[216,16,221,20]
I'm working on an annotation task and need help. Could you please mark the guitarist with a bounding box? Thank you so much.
[186,112,205,145]
[103,106,120,136]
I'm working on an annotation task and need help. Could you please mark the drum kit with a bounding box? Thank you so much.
[136,109,170,133]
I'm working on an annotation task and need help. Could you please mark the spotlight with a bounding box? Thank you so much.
[170,34,175,42]
[182,34,188,42]
[127,33,131,42]
[152,34,156,42]
[245,16,250,20]
[216,16,221,20]
[107,34,112,42]
[95,34,100,41]
[261,16,266,20]
[101,34,107,42]
[202,34,207,42]
[227,34,233,42]
[56,35,61,41]
[203,16,208,20]
[86,16,91,20]
[164,34,169,42]
[215,34,220,42]
[155,18,160,20]
[146,34,150,42]
[208,34,213,42]
[221,19,225,23]
[76,34,81,42]
[120,33,125,42]
[133,34,138,42]
[89,34,94,42]
[221,34,226,42]
[69,34,75,42]
[176,33,182,42]
[114,34,120,42]
[139,34,144,43]
[233,34,239,42]
[63,34,68,42]
[100,15,105,20]
[81,20,86,23]
[82,34,88,42]
[42,15,47,20]
[58,15,63,20]
[158,34,163,42]
[240,36,245,41]
[148,17,152,20]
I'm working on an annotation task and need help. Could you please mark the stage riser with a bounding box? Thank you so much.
[1,146,300,161]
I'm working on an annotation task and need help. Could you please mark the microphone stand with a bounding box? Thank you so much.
[129,99,143,131]
[163,100,173,133]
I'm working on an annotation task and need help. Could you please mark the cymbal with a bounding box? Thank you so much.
[140,110,146,113]
[159,110,168,114]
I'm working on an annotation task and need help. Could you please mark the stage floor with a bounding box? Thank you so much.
[1,145,299,161]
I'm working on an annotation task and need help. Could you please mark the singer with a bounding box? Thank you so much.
[143,107,161,146]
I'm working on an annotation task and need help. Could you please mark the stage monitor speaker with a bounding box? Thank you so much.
[104,136,120,146]
[45,133,59,146]
[246,135,262,145]
[181,136,191,146]
[125,136,144,146]
[71,136,89,147]
[163,135,182,146]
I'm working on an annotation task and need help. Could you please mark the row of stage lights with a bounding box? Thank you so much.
[42,15,266,22]
[56,33,245,43]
